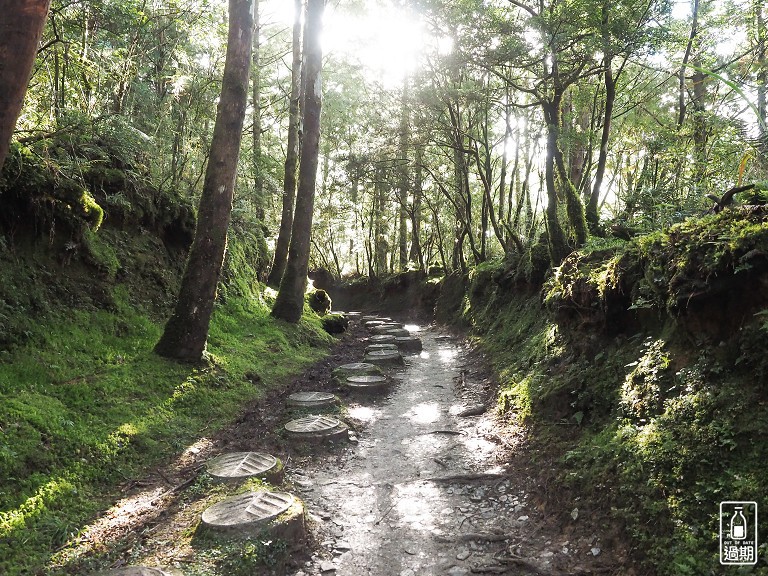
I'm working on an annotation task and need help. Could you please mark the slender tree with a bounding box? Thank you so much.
[267,0,303,287]
[755,0,766,151]
[271,0,325,323]
[252,0,264,220]
[0,0,52,173]
[397,80,410,270]
[154,0,253,361]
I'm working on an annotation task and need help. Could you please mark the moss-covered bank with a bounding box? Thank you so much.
[0,141,333,575]
[436,207,768,575]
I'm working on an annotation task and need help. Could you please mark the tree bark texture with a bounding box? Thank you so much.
[252,0,264,220]
[543,100,570,266]
[397,80,410,270]
[409,146,424,268]
[271,0,324,323]
[154,0,253,361]
[588,57,615,233]
[755,0,766,151]
[0,0,52,173]
[267,0,302,288]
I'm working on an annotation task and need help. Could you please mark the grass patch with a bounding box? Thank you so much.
[0,286,331,575]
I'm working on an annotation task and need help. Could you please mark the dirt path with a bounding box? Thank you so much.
[60,316,626,575]
[288,322,615,576]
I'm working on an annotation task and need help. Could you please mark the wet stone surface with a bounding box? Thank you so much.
[366,343,398,353]
[287,325,586,576]
[369,334,397,345]
[363,349,404,365]
[343,374,389,392]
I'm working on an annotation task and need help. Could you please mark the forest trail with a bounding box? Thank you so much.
[287,322,616,576]
[68,317,627,576]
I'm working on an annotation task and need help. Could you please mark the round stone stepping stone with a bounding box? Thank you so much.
[206,451,281,483]
[332,362,382,379]
[363,349,404,365]
[96,568,181,576]
[369,334,396,344]
[344,374,389,392]
[384,328,411,337]
[287,391,337,408]
[395,336,423,352]
[200,490,305,541]
[366,343,398,353]
[284,415,348,440]
[364,320,386,329]
[370,323,404,335]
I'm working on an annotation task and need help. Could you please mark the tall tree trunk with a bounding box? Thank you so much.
[267,0,302,287]
[588,29,616,234]
[0,0,52,173]
[543,100,570,266]
[252,0,264,220]
[677,0,700,128]
[409,145,424,269]
[397,80,410,270]
[756,0,766,151]
[374,166,387,277]
[691,58,708,191]
[154,0,253,361]
[271,0,324,323]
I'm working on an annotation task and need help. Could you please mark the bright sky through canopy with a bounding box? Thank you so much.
[262,0,428,88]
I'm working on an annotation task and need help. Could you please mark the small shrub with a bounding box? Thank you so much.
[321,313,348,335]
[307,289,331,315]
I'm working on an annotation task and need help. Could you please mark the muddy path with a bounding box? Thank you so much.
[286,321,621,576]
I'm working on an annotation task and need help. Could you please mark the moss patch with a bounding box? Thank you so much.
[455,209,768,575]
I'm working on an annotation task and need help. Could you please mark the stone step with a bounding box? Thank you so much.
[287,391,338,409]
[395,336,423,352]
[368,334,396,345]
[206,451,283,484]
[284,415,349,441]
[331,362,383,383]
[199,490,305,543]
[343,374,389,392]
[369,323,404,334]
[382,328,411,337]
[363,349,404,365]
[366,343,398,353]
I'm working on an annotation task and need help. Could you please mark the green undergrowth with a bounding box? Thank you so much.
[447,208,768,575]
[0,289,330,575]
[0,239,331,575]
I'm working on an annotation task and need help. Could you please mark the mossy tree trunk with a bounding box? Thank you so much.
[154,0,253,361]
[542,100,570,267]
[0,0,52,173]
[271,0,324,323]
[588,61,615,233]
[267,0,302,288]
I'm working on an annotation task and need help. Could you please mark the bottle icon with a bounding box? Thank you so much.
[731,506,747,540]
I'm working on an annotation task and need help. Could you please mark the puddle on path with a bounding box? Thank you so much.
[288,326,549,576]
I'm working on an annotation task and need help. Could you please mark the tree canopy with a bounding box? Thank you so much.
[1,0,766,288]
